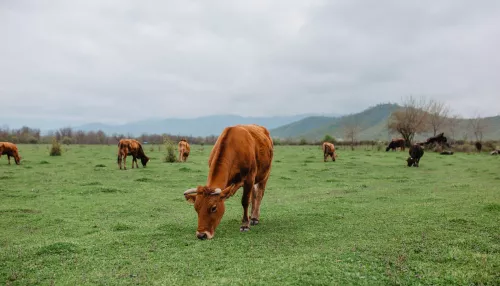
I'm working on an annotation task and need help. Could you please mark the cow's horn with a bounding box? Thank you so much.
[211,188,222,195]
[183,188,197,195]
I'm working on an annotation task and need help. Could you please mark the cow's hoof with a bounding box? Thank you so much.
[250,219,259,226]
[240,226,250,232]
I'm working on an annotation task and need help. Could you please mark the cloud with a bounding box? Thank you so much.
[1,0,499,127]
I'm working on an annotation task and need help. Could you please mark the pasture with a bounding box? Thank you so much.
[1,144,499,285]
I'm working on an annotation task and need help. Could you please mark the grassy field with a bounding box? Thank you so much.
[1,144,499,285]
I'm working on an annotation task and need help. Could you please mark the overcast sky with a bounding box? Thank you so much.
[1,0,499,127]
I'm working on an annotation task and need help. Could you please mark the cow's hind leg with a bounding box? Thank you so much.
[240,181,254,232]
[123,155,127,170]
[251,173,270,226]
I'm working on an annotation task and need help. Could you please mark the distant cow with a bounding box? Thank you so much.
[0,142,21,165]
[407,144,424,167]
[386,138,405,151]
[117,139,150,170]
[322,142,337,162]
[421,132,450,148]
[475,141,482,153]
[491,150,500,155]
[178,139,191,162]
[183,124,273,240]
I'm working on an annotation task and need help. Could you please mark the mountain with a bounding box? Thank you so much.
[271,103,400,140]
[74,114,318,137]
[270,103,500,141]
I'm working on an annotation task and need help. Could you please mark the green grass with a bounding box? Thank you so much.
[1,144,499,285]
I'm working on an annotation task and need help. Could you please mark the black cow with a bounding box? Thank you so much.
[386,138,405,151]
[407,144,424,167]
[475,141,482,153]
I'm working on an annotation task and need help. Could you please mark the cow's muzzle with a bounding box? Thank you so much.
[196,231,213,240]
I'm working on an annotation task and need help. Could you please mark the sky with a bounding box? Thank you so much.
[1,0,499,128]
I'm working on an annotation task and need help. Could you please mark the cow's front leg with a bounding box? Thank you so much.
[240,182,253,232]
[7,155,11,165]
[131,156,136,168]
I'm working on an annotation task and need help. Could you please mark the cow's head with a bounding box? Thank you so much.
[14,155,21,165]
[406,157,415,167]
[183,185,237,240]
[141,156,150,167]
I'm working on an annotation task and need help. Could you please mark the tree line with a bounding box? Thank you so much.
[0,126,219,145]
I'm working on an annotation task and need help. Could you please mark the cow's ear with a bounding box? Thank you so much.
[184,188,198,204]
[220,183,243,200]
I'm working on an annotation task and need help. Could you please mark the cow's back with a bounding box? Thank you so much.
[0,142,18,154]
[323,142,335,154]
[208,124,273,185]
[118,139,141,153]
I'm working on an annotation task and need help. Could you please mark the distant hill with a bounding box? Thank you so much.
[271,103,500,141]
[74,114,320,137]
[271,103,400,140]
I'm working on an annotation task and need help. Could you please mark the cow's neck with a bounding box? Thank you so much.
[207,173,230,190]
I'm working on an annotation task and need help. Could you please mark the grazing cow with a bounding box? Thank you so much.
[178,139,191,162]
[117,139,150,170]
[386,138,405,151]
[475,141,482,153]
[491,150,500,155]
[183,124,273,240]
[407,144,424,167]
[0,142,21,165]
[322,142,337,162]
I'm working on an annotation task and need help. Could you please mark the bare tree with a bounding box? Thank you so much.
[428,100,450,136]
[342,116,360,151]
[387,96,431,146]
[469,114,487,142]
[447,114,461,142]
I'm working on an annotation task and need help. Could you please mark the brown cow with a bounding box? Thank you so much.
[178,139,191,162]
[117,139,150,170]
[183,124,273,240]
[0,142,21,165]
[322,142,337,162]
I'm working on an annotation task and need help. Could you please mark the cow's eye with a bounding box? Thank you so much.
[210,206,217,213]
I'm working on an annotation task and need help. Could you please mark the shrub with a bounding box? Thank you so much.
[163,138,177,163]
[299,138,308,145]
[454,144,474,153]
[322,134,336,144]
[62,136,73,145]
[483,141,497,152]
[49,138,62,156]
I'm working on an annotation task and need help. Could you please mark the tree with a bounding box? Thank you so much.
[447,114,461,142]
[342,116,360,151]
[428,100,449,136]
[322,134,335,143]
[469,114,487,142]
[387,96,431,146]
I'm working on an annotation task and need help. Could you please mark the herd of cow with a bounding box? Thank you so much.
[0,126,495,239]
